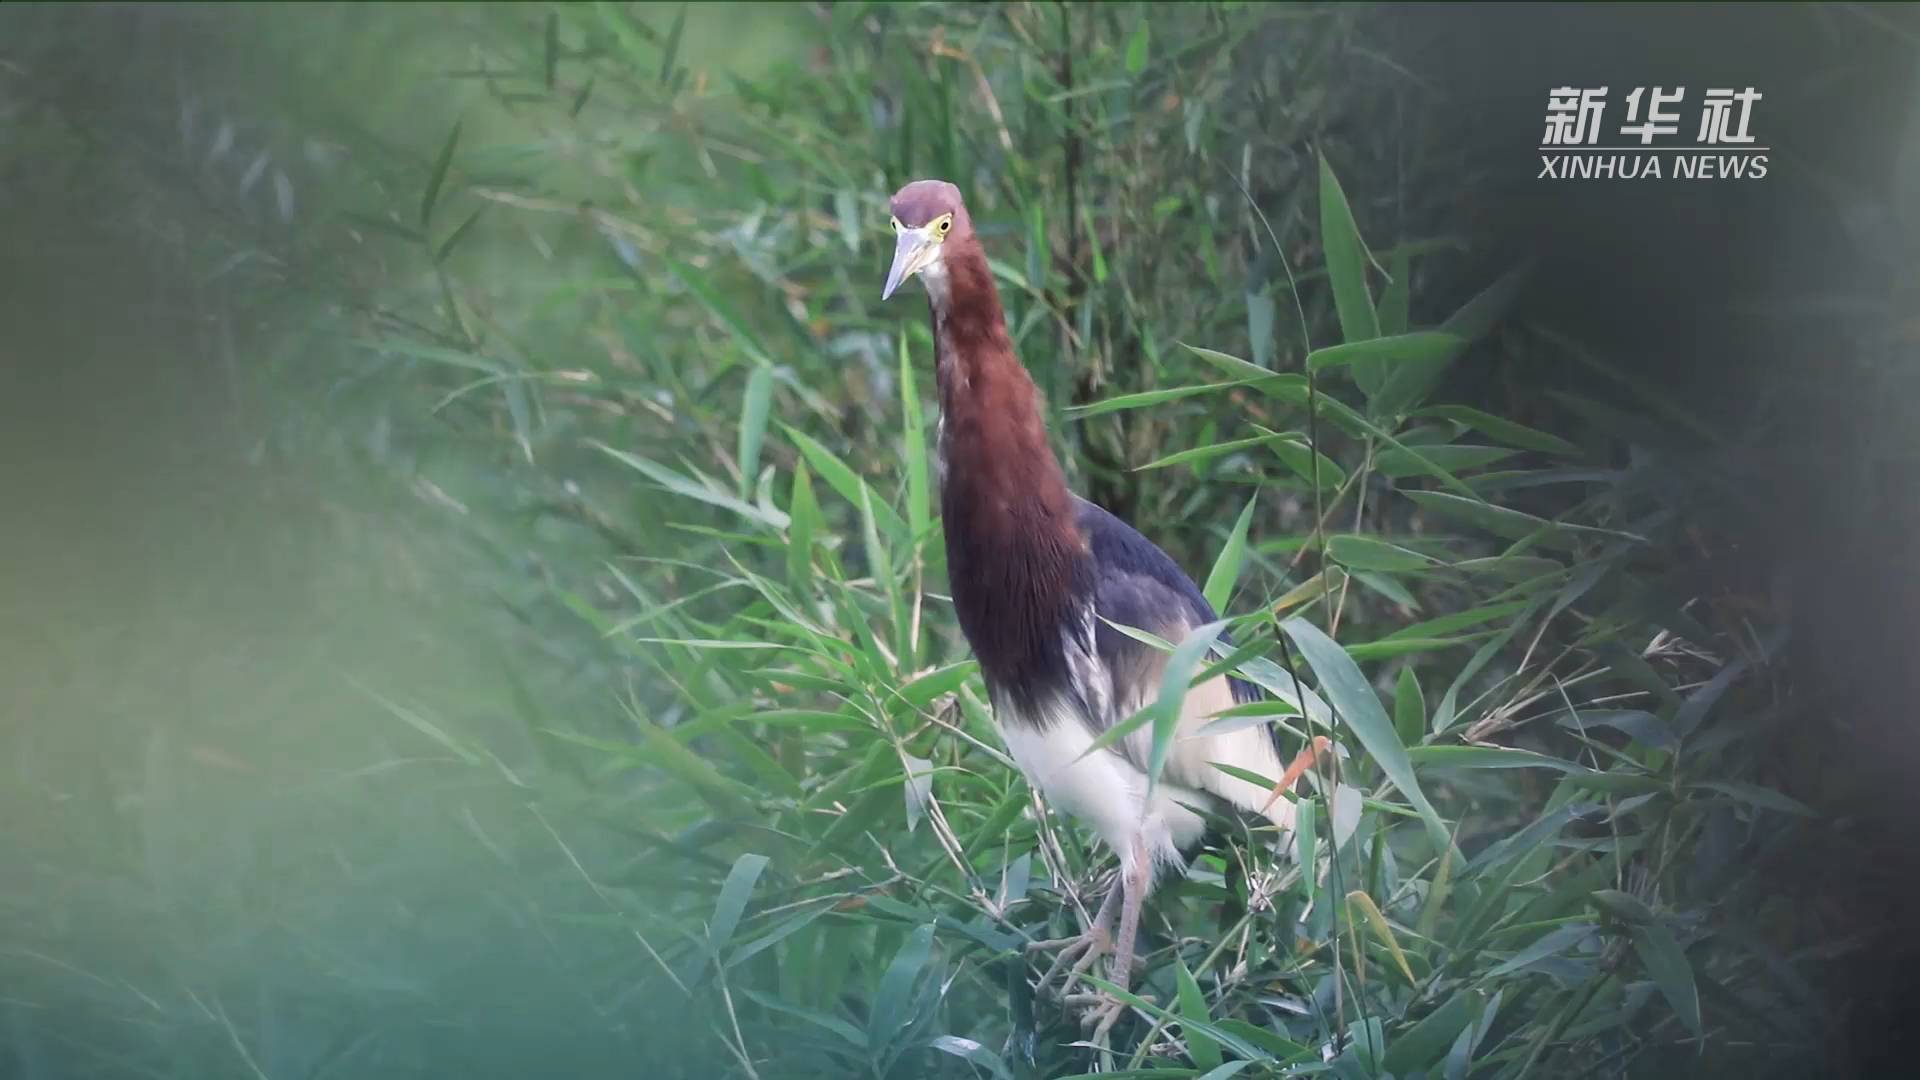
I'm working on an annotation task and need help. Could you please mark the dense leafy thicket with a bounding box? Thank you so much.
[2,4,1870,1078]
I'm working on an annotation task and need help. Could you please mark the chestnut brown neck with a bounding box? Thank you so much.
[923,239,1087,696]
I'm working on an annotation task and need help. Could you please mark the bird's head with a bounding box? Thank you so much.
[881,178,972,301]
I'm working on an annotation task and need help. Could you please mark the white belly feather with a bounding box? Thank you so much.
[994,670,1298,877]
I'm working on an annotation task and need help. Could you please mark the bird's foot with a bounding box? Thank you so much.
[1026,926,1110,1002]
[1062,990,1146,1043]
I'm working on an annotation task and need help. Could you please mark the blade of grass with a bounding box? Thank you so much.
[419,119,462,227]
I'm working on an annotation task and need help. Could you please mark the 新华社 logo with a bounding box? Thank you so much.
[1539,86,1767,180]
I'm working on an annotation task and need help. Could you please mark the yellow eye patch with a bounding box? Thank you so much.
[890,214,954,236]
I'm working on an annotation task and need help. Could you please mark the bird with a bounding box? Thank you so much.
[880,178,1326,1027]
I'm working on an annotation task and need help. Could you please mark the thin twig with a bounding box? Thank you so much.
[716,979,762,1080]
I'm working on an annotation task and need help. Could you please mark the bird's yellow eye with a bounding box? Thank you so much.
[889,216,903,233]
[934,215,952,236]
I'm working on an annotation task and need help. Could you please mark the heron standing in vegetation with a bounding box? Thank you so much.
[881,179,1325,1031]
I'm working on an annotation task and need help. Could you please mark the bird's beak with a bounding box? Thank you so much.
[881,227,939,301]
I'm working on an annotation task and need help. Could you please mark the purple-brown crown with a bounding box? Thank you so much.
[889,179,971,233]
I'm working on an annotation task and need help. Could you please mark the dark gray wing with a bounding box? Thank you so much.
[1071,496,1261,727]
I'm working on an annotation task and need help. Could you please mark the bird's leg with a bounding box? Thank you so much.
[1107,842,1150,993]
[1028,875,1120,999]
[1082,835,1152,1042]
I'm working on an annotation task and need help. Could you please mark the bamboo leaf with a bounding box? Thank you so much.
[1280,617,1450,850]
[929,1036,1012,1080]
[1203,495,1258,612]
[858,482,908,662]
[658,3,687,83]
[543,725,754,816]
[1346,890,1416,983]
[1382,989,1484,1075]
[787,460,819,589]
[1418,405,1582,458]
[1077,621,1229,781]
[1319,153,1379,347]
[1632,923,1703,1037]
[1417,836,1454,940]
[1306,331,1462,372]
[1351,568,1421,612]
[1375,444,1516,478]
[1403,490,1564,545]
[1327,534,1437,572]
[1125,19,1150,75]
[1066,381,1244,418]
[895,662,977,710]
[432,205,486,263]
[1394,667,1425,748]
[1557,708,1675,749]
[1697,781,1814,817]
[1592,889,1657,925]
[781,424,909,541]
[901,752,934,833]
[1215,1020,1308,1061]
[1293,798,1317,903]
[1405,745,1599,776]
[1330,782,1363,850]
[1149,621,1231,787]
[737,365,774,496]
[1337,411,1481,498]
[1076,976,1276,1065]
[1175,957,1223,1070]
[1247,289,1275,368]
[1185,343,1289,382]
[1345,636,1477,662]
[1272,567,1345,615]
[1134,436,1264,472]
[728,900,837,968]
[1486,923,1598,978]
[740,988,866,1048]
[869,923,936,1044]
[1440,264,1530,342]
[1259,425,1347,489]
[708,852,770,956]
[1386,600,1530,641]
[1446,991,1503,1080]
[595,443,789,529]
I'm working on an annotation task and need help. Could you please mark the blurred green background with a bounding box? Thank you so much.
[3,4,1917,1078]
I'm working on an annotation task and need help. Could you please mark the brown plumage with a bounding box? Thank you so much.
[890,182,1087,705]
